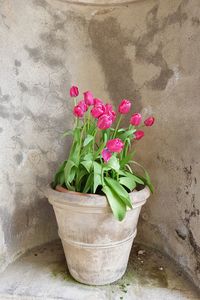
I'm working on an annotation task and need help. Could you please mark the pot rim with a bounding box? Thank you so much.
[45,184,150,210]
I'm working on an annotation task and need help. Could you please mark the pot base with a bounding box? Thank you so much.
[60,231,136,285]
[68,268,126,286]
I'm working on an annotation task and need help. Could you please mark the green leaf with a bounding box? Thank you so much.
[64,160,76,185]
[69,141,81,164]
[107,156,120,172]
[128,160,154,192]
[81,160,93,173]
[65,181,75,191]
[62,129,73,138]
[83,153,93,161]
[83,173,94,193]
[83,135,94,147]
[119,176,136,191]
[126,138,131,146]
[76,167,88,183]
[93,162,102,174]
[144,170,154,193]
[75,167,88,191]
[93,162,102,193]
[119,129,136,140]
[105,177,132,209]
[53,171,65,187]
[94,141,106,158]
[68,166,76,183]
[93,174,102,193]
[125,172,144,185]
[74,127,81,141]
[56,160,67,174]
[110,128,125,133]
[125,164,133,173]
[120,151,135,168]
[102,185,126,221]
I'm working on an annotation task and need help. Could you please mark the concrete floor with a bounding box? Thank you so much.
[0,240,199,300]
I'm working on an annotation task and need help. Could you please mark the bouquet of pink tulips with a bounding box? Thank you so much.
[53,86,155,221]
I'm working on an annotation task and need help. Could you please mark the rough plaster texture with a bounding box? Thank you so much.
[0,0,200,289]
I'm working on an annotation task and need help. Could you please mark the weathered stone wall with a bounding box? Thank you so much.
[0,0,200,287]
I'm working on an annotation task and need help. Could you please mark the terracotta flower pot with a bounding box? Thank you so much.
[45,185,150,285]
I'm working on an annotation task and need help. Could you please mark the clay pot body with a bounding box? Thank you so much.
[46,186,150,285]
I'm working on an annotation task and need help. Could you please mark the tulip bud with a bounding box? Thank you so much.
[102,148,112,163]
[91,103,105,118]
[97,114,112,130]
[106,138,124,153]
[118,99,131,114]
[144,116,155,127]
[84,91,94,106]
[70,86,79,97]
[134,130,144,140]
[130,113,142,126]
[73,105,84,118]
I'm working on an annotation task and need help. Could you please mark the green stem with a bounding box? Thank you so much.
[87,107,92,132]
[100,158,105,187]
[93,128,97,154]
[113,115,122,138]
[79,122,86,158]
[73,98,78,128]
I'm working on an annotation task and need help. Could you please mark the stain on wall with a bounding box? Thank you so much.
[89,16,142,110]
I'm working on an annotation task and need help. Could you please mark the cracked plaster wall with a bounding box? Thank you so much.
[0,0,200,288]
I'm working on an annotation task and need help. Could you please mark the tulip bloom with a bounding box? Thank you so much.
[97,114,112,130]
[84,91,94,106]
[106,138,124,153]
[91,103,105,118]
[70,86,79,97]
[73,105,84,118]
[118,99,131,114]
[144,116,155,126]
[130,113,142,126]
[105,104,116,122]
[78,100,88,112]
[134,130,144,140]
[94,98,103,105]
[102,148,112,163]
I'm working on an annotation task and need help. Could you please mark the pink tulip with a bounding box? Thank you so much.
[144,116,155,127]
[130,113,142,126]
[97,114,112,130]
[134,130,144,140]
[70,86,79,97]
[84,91,94,106]
[78,100,88,112]
[105,104,116,122]
[94,98,103,105]
[102,148,112,163]
[91,103,105,118]
[118,99,131,114]
[106,138,124,153]
[73,105,84,118]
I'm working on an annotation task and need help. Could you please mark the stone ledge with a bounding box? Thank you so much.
[0,240,199,300]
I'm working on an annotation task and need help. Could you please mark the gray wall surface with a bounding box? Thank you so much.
[0,0,199,287]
